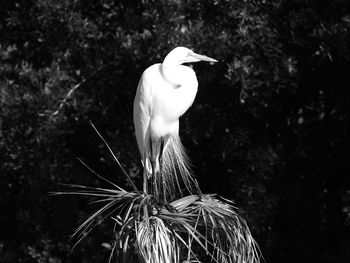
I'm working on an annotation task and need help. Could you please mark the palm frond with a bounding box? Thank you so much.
[57,181,261,263]
[136,216,179,263]
[56,185,139,247]
[177,194,261,263]
[89,121,139,193]
[54,123,261,263]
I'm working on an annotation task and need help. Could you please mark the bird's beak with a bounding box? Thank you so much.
[188,51,218,63]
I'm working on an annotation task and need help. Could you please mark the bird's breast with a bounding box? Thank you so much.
[143,64,198,138]
[152,67,198,121]
[153,84,197,121]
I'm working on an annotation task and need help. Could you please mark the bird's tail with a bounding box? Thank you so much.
[155,134,200,199]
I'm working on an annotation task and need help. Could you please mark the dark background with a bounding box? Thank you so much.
[1,0,350,262]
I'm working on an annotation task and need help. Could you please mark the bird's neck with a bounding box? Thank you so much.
[161,60,183,86]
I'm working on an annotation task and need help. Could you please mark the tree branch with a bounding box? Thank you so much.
[50,79,86,118]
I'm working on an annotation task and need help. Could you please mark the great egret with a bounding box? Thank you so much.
[133,47,217,198]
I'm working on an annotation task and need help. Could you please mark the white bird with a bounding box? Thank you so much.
[133,47,217,198]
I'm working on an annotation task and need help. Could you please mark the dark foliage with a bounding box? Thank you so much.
[0,0,349,262]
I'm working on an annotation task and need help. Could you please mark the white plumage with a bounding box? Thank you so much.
[133,47,217,198]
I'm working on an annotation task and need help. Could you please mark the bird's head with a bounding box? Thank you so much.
[163,47,218,66]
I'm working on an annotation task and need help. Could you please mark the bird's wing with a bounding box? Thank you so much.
[133,66,155,163]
